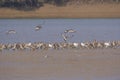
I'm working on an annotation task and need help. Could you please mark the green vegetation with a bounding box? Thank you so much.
[0,0,45,10]
[0,0,120,11]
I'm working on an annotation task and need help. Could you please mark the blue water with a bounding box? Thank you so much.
[0,19,120,43]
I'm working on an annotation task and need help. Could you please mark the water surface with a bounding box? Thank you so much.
[0,19,120,43]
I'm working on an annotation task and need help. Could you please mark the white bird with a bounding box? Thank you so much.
[48,43,53,48]
[27,42,32,46]
[104,42,111,48]
[81,42,86,47]
[6,30,16,34]
[73,43,79,47]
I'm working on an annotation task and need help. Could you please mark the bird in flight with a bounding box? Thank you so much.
[35,21,45,31]
[64,29,76,33]
[35,25,42,31]
[6,30,16,34]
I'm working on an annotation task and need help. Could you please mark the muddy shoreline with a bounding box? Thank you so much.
[0,49,120,80]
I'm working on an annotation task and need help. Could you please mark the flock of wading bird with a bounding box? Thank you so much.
[0,25,120,52]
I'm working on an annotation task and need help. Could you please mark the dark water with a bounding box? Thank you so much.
[0,19,120,43]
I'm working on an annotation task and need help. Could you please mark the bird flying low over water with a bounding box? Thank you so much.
[35,21,45,31]
[6,30,16,34]
[35,25,42,31]
[61,33,68,42]
[64,29,76,33]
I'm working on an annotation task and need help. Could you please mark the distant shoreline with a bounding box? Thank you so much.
[0,4,120,18]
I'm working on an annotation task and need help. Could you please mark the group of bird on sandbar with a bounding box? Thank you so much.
[0,40,120,52]
[0,24,120,52]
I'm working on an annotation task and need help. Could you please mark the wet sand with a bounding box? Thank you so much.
[0,49,120,80]
[0,4,120,18]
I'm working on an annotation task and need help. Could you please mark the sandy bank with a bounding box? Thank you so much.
[0,49,120,80]
[0,4,120,18]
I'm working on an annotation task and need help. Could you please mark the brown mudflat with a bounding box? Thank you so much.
[0,49,120,80]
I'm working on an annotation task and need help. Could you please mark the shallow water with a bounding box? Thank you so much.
[0,19,120,43]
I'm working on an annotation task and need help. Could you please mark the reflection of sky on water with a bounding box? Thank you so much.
[0,19,120,43]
